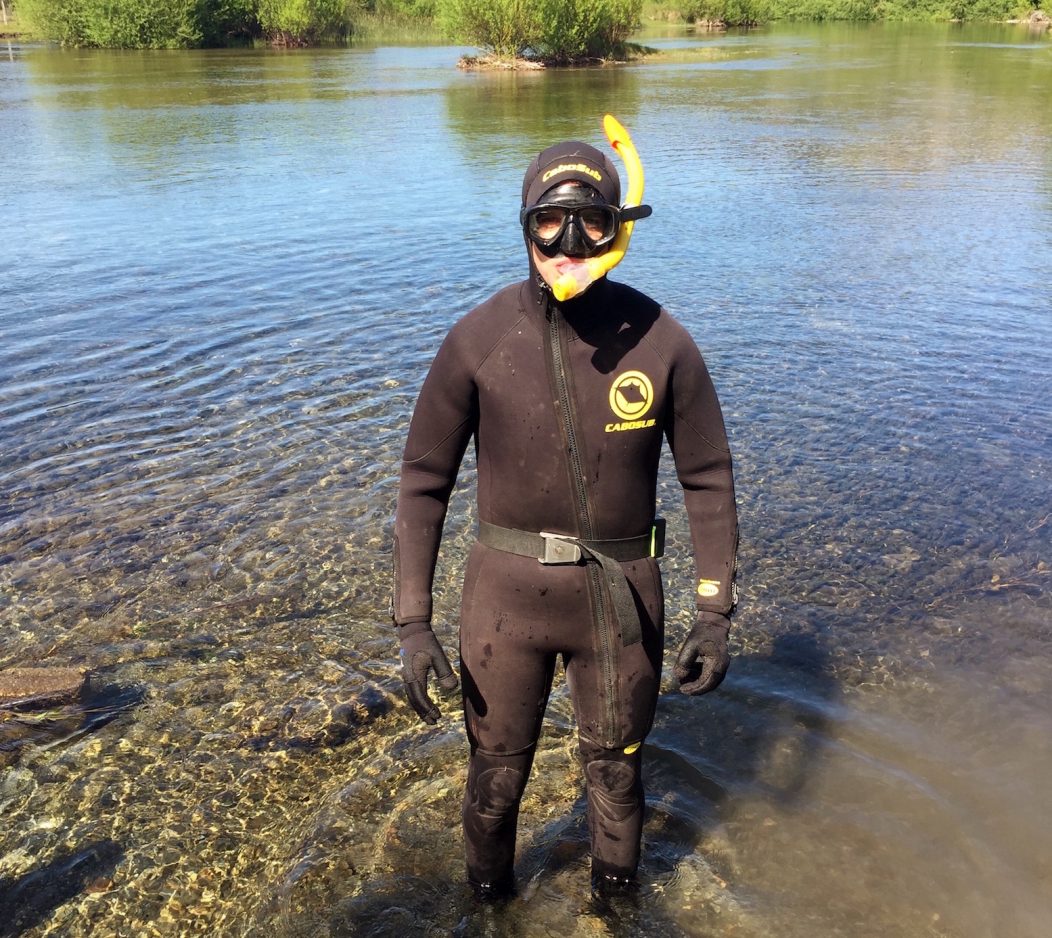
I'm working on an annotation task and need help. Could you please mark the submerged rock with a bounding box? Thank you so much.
[242,681,398,752]
[0,680,146,769]
[0,667,87,711]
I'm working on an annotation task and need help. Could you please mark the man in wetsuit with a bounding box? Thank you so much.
[392,130,738,899]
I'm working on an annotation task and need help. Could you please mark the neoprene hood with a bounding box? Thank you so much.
[521,141,621,210]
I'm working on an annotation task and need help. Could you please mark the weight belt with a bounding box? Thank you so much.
[476,519,665,646]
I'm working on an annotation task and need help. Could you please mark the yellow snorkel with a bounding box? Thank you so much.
[550,114,650,302]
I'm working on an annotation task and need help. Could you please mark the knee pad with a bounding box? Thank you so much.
[581,746,642,824]
[467,750,532,819]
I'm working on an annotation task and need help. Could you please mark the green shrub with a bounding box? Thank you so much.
[17,0,83,44]
[958,0,1028,17]
[196,0,262,43]
[534,0,642,60]
[672,0,1035,19]
[365,0,435,19]
[20,0,202,46]
[256,0,353,41]
[436,0,539,57]
[872,0,950,20]
[436,0,642,60]
[20,0,360,45]
[680,0,775,25]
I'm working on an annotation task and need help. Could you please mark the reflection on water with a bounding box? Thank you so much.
[1,22,1050,938]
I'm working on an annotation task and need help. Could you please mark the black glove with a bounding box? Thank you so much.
[398,622,459,725]
[673,612,730,696]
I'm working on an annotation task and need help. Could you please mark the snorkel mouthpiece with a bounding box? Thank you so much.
[550,115,650,302]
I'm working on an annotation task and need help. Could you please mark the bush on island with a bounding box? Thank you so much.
[436,0,540,58]
[437,0,643,63]
[538,0,642,61]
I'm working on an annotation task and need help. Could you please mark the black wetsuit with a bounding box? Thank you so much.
[393,273,737,885]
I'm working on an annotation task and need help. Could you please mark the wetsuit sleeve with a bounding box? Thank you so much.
[392,328,478,626]
[664,330,739,617]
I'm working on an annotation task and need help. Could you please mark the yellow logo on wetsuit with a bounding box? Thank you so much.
[697,579,721,598]
[606,370,656,432]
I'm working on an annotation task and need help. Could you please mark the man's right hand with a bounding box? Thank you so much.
[397,622,459,725]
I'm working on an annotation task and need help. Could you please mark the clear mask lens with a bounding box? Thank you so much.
[523,204,619,257]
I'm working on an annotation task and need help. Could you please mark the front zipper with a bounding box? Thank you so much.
[546,302,619,745]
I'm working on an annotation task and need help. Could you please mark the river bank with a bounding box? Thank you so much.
[6,6,1051,48]
[0,14,25,38]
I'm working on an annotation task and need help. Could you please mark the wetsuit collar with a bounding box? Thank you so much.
[525,268,548,311]
[522,272,616,344]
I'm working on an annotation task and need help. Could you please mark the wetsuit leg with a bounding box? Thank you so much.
[564,557,665,880]
[459,545,572,888]
[462,745,537,891]
[579,738,644,880]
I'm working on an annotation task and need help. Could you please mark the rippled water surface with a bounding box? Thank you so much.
[2,22,1050,938]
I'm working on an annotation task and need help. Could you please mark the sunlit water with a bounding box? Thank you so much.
[1,22,1050,938]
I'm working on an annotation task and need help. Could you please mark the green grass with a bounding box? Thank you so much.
[641,0,689,19]
[352,10,438,41]
[640,0,1041,21]
[0,11,31,36]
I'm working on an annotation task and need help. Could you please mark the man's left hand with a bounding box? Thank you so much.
[673,612,730,695]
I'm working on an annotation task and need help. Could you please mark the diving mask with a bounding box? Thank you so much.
[521,183,652,260]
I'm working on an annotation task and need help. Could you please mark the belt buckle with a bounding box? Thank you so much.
[539,532,582,565]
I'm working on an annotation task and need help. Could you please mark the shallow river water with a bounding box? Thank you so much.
[1,21,1050,938]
